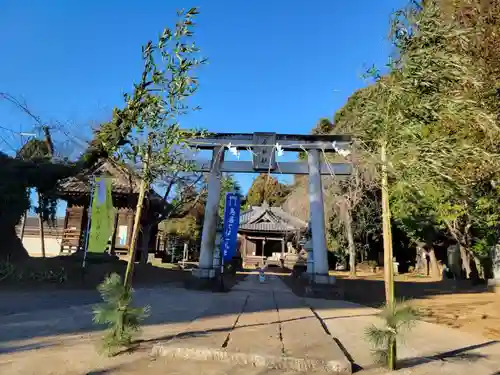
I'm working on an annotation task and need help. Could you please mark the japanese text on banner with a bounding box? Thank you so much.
[221,192,240,261]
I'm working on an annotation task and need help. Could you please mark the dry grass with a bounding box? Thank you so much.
[413,293,500,340]
[0,255,193,291]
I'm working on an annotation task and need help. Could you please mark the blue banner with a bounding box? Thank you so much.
[221,192,241,262]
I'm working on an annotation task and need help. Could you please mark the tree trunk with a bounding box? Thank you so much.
[428,247,441,279]
[139,226,152,264]
[444,220,473,279]
[388,336,397,370]
[1,225,30,261]
[473,255,484,281]
[415,243,427,274]
[37,191,46,258]
[345,209,356,277]
[123,137,152,288]
[459,245,472,279]
[123,181,147,287]
[381,143,395,307]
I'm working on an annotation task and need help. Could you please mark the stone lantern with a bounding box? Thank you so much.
[302,220,314,276]
[304,238,314,276]
[302,219,336,285]
[489,244,500,291]
[212,226,223,273]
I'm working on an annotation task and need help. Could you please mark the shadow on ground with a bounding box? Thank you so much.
[1,264,498,375]
[395,341,499,371]
[278,267,495,308]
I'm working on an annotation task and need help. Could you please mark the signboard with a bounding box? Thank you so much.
[252,132,277,171]
[221,192,241,262]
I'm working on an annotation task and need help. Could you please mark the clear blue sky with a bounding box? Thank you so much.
[1,0,407,215]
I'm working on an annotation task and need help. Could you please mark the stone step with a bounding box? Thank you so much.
[151,345,351,374]
[117,355,339,375]
[274,292,351,373]
[225,293,282,357]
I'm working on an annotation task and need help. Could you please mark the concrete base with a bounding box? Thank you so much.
[192,268,216,279]
[488,278,500,293]
[151,345,351,375]
[310,273,336,285]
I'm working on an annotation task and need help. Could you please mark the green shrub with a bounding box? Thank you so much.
[0,260,67,283]
[92,273,149,356]
[0,260,16,281]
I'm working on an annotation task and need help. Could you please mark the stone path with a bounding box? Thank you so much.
[0,274,499,375]
[152,275,351,374]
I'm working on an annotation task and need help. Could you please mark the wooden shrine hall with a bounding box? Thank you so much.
[55,158,167,257]
[238,202,308,269]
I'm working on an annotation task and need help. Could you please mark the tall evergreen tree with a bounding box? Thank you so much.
[246,174,290,207]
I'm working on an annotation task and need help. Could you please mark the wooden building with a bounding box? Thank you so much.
[55,158,167,257]
[239,202,308,268]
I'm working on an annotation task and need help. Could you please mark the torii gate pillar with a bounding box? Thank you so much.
[192,147,224,279]
[307,149,334,284]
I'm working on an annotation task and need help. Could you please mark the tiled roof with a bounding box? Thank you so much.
[238,202,307,233]
[55,158,169,213]
[57,158,141,195]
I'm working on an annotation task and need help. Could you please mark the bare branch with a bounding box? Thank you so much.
[0,92,44,127]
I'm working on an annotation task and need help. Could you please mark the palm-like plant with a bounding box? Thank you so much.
[365,301,418,370]
[92,273,149,356]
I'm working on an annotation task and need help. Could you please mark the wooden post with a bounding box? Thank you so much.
[38,126,53,259]
[281,238,285,268]
[60,208,69,254]
[19,210,27,241]
[110,212,118,255]
[242,235,247,267]
[37,191,46,258]
[183,242,188,268]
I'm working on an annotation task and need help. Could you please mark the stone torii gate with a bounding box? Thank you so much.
[187,132,352,284]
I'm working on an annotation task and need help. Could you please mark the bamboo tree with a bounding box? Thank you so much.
[93,8,206,354]
[123,135,152,288]
[381,142,394,307]
[380,141,396,369]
